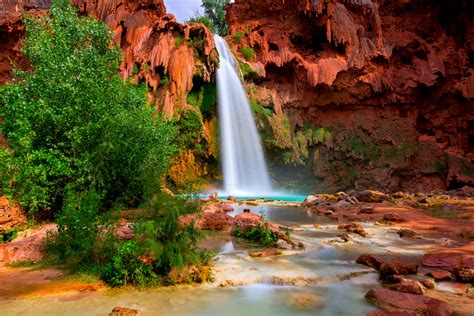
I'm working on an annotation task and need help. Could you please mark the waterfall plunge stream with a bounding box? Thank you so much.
[214,35,272,195]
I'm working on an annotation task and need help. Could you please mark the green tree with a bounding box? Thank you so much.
[201,0,230,36]
[0,0,177,215]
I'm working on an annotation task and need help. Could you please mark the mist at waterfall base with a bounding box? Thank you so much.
[212,35,304,201]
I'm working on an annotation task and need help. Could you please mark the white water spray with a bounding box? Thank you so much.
[214,35,272,195]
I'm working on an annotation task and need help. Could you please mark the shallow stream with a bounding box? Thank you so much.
[0,204,458,315]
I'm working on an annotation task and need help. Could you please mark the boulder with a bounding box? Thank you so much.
[338,223,368,237]
[421,279,435,289]
[379,261,418,280]
[0,224,57,265]
[383,275,404,284]
[220,204,234,213]
[453,266,474,283]
[180,212,234,231]
[397,229,419,239]
[233,212,293,245]
[383,213,405,222]
[389,281,423,295]
[365,289,452,316]
[356,254,384,270]
[425,270,452,281]
[422,251,474,272]
[355,190,388,203]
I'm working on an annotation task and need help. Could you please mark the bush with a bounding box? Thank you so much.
[44,191,212,287]
[234,223,279,246]
[0,0,176,215]
[0,227,19,243]
[232,31,244,43]
[187,16,215,33]
[240,46,255,61]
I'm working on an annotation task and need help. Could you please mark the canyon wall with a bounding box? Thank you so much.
[0,0,220,191]
[227,0,474,193]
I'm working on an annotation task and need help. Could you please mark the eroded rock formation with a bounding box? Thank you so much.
[0,0,218,118]
[227,0,474,192]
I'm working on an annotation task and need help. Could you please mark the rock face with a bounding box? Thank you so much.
[0,224,57,265]
[365,289,452,316]
[71,0,218,118]
[227,0,474,193]
[0,197,26,234]
[0,0,50,84]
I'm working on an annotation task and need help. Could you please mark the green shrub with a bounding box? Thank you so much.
[240,62,258,80]
[0,0,176,215]
[44,191,212,287]
[240,46,255,61]
[232,30,244,43]
[0,227,19,243]
[187,16,215,33]
[175,36,183,47]
[234,223,279,246]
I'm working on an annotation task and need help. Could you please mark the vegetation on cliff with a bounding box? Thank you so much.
[0,0,211,287]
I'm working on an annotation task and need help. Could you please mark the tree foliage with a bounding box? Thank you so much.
[0,0,176,215]
[201,0,230,36]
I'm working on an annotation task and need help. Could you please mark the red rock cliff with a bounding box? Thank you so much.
[227,0,474,192]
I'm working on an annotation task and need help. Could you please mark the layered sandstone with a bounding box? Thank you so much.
[227,0,474,192]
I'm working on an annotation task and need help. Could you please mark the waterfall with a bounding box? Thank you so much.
[214,35,272,195]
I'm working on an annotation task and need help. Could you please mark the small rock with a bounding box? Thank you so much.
[397,229,419,239]
[292,242,305,250]
[390,280,423,295]
[356,254,384,270]
[383,274,404,284]
[338,223,368,237]
[276,239,292,250]
[390,192,408,199]
[355,190,388,203]
[110,307,138,316]
[425,270,452,281]
[360,206,375,214]
[288,293,324,311]
[220,204,234,212]
[343,195,359,205]
[227,195,236,201]
[454,266,474,283]
[421,279,435,289]
[337,233,350,242]
[243,208,251,213]
[249,249,282,257]
[383,213,405,222]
